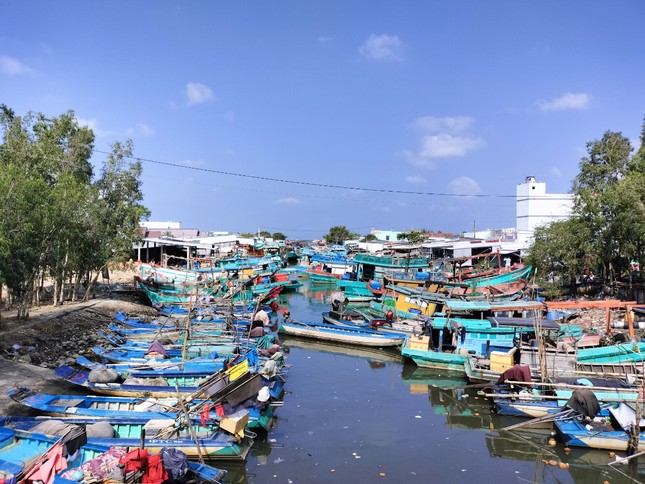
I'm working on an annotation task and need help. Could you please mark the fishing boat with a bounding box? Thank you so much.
[305,264,346,284]
[0,416,253,460]
[279,320,406,348]
[90,340,239,364]
[53,357,261,398]
[56,446,227,483]
[7,385,280,433]
[0,425,108,481]
[554,402,645,452]
[401,299,549,374]
[489,377,639,419]
[351,253,430,282]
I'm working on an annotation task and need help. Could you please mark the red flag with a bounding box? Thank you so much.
[200,403,211,427]
[215,403,225,417]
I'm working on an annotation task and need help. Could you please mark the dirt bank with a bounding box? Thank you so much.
[0,273,157,414]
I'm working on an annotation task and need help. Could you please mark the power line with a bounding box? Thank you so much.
[95,149,573,200]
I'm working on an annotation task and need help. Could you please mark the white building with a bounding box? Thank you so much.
[516,176,573,246]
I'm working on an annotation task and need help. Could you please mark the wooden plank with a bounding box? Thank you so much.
[545,300,636,309]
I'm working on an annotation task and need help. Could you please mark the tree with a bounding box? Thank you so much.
[572,130,637,282]
[0,107,95,314]
[82,140,149,301]
[397,230,425,244]
[363,233,377,242]
[323,226,358,245]
[272,232,287,240]
[527,118,645,289]
[0,106,149,315]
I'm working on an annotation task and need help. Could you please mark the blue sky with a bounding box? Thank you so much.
[2,1,644,239]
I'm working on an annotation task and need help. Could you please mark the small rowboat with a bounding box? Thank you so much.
[279,321,405,347]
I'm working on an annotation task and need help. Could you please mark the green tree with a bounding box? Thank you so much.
[363,233,377,242]
[397,230,425,244]
[0,106,148,315]
[272,232,287,240]
[572,130,636,282]
[527,119,645,289]
[323,226,358,245]
[82,140,149,300]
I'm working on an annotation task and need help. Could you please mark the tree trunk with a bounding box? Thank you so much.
[82,269,101,302]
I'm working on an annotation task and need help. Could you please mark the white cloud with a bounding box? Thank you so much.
[419,134,484,159]
[0,55,31,75]
[76,117,113,138]
[446,176,482,196]
[406,175,427,184]
[536,92,590,112]
[275,197,301,205]
[404,115,484,169]
[185,82,214,105]
[411,116,474,134]
[318,36,332,44]
[359,34,404,62]
[551,166,563,177]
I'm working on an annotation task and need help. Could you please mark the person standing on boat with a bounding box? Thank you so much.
[254,309,271,328]
[331,289,347,313]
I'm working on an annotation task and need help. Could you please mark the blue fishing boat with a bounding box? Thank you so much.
[7,384,280,433]
[0,416,253,460]
[54,356,261,398]
[401,299,550,375]
[0,425,109,481]
[554,402,645,452]
[279,320,406,347]
[90,341,239,364]
[55,445,227,483]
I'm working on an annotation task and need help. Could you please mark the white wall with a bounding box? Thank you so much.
[516,176,573,245]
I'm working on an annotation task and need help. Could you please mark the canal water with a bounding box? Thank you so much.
[218,282,645,484]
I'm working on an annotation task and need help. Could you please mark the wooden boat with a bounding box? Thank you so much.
[0,416,252,460]
[0,425,110,481]
[7,386,279,432]
[489,377,639,419]
[279,320,406,347]
[54,357,261,398]
[75,355,227,377]
[90,341,239,364]
[554,402,645,452]
[351,253,429,282]
[55,445,227,483]
[402,300,551,375]
[305,265,345,284]
[321,310,373,329]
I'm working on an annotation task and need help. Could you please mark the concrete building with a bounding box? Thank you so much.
[515,176,574,246]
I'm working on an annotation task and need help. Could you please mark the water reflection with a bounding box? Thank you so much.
[486,429,645,483]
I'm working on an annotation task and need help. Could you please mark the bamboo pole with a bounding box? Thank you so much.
[500,408,574,432]
[175,386,205,464]
[485,393,638,402]
[503,380,642,393]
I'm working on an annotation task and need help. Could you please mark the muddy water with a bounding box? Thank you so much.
[218,284,645,484]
